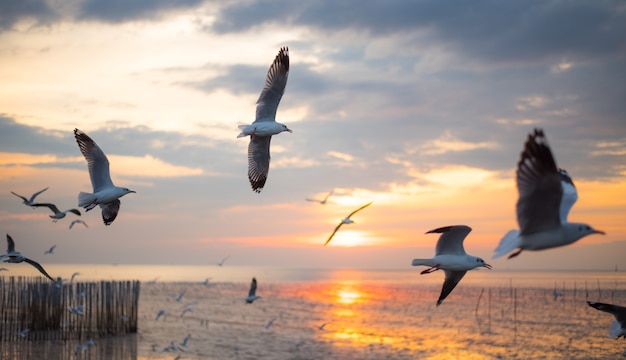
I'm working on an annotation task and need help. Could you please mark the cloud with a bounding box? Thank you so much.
[0,0,59,31]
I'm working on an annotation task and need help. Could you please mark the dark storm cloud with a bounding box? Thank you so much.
[77,0,204,23]
[213,0,626,63]
[0,0,59,31]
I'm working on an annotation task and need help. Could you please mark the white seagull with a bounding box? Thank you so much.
[69,219,89,229]
[1,234,54,281]
[11,187,49,207]
[74,128,136,225]
[237,46,292,193]
[245,277,260,304]
[324,201,373,246]
[588,301,626,339]
[306,189,334,204]
[33,203,81,222]
[493,128,604,259]
[411,225,492,306]
[44,245,56,255]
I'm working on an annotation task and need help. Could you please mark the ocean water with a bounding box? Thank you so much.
[2,266,626,359]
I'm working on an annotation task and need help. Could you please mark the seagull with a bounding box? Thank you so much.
[75,339,95,354]
[0,234,54,281]
[587,301,626,339]
[68,305,85,315]
[318,322,328,331]
[33,203,81,222]
[155,309,168,320]
[202,277,212,286]
[11,187,49,207]
[217,255,230,267]
[160,341,183,353]
[306,189,334,204]
[44,245,56,255]
[265,318,276,330]
[18,328,30,337]
[411,225,492,306]
[180,334,191,347]
[493,128,604,259]
[180,307,193,318]
[175,289,186,303]
[70,272,80,283]
[237,46,292,193]
[245,277,260,304]
[324,201,373,246]
[74,128,136,225]
[69,219,89,229]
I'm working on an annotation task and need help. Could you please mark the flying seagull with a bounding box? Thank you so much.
[155,309,168,320]
[217,255,230,267]
[0,234,55,281]
[70,272,80,283]
[493,128,604,259]
[11,187,49,207]
[180,334,191,347]
[44,245,56,255]
[74,128,136,225]
[324,201,373,246]
[306,189,334,204]
[245,277,260,304]
[237,47,292,193]
[33,203,81,222]
[588,301,626,339]
[69,219,89,229]
[411,225,492,306]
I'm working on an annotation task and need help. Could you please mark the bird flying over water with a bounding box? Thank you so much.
[33,203,81,222]
[69,219,89,229]
[588,301,626,339]
[237,47,292,193]
[245,277,260,304]
[306,189,334,204]
[74,128,136,225]
[493,128,604,259]
[411,225,492,306]
[324,202,372,246]
[0,234,54,281]
[11,187,49,207]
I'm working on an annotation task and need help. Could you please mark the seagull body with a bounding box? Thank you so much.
[180,334,191,347]
[11,187,49,207]
[69,219,89,229]
[44,245,56,255]
[493,129,604,259]
[33,203,81,222]
[237,47,292,193]
[324,202,372,246]
[245,277,260,303]
[74,129,135,225]
[588,301,626,339]
[306,189,334,204]
[411,225,492,306]
[0,234,54,281]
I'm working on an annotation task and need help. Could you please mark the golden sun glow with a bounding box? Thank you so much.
[326,230,371,247]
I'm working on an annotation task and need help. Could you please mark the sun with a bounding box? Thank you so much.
[327,230,371,247]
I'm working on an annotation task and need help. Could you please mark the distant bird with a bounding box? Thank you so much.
[553,289,563,301]
[68,305,85,315]
[493,129,604,259]
[306,189,334,204]
[588,301,626,339]
[265,318,276,330]
[202,277,212,286]
[0,234,54,281]
[411,225,492,306]
[155,309,167,320]
[180,307,193,318]
[180,334,191,347]
[175,290,186,303]
[237,47,292,193]
[160,341,183,353]
[69,219,89,229]
[75,339,95,354]
[11,187,49,207]
[70,272,80,283]
[245,277,260,304]
[44,245,56,255]
[217,255,230,267]
[74,128,136,225]
[324,201,373,246]
[18,328,30,337]
[318,322,328,331]
[33,203,81,222]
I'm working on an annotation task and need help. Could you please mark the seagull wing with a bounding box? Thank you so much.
[33,203,60,215]
[437,270,467,306]
[558,169,578,223]
[6,234,16,253]
[515,129,562,235]
[247,135,272,193]
[74,129,114,192]
[346,201,373,219]
[248,277,257,297]
[324,222,344,246]
[67,209,81,216]
[428,225,471,256]
[29,187,49,202]
[23,258,55,281]
[323,189,334,202]
[100,200,120,225]
[10,192,28,202]
[588,301,626,326]
[255,47,289,122]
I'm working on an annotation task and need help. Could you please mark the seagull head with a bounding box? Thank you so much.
[475,257,492,270]
[565,223,605,241]
[119,187,136,197]
[281,124,292,133]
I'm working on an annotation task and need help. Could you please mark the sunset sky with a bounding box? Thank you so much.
[1,0,625,271]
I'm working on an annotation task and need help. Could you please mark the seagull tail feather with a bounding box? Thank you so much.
[493,230,521,259]
[411,259,436,267]
[609,321,622,338]
[78,192,96,210]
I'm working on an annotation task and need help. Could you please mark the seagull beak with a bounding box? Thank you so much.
[287,128,293,133]
[593,229,605,235]
[483,263,493,270]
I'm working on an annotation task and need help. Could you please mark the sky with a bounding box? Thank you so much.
[0,0,625,271]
